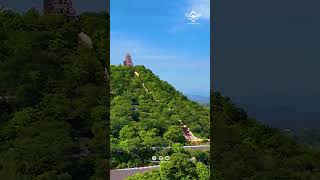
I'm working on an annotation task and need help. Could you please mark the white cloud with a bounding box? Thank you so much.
[189,0,210,20]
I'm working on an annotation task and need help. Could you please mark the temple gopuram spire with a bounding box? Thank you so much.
[123,53,133,66]
[44,0,76,16]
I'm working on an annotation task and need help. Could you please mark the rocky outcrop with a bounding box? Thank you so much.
[78,32,93,48]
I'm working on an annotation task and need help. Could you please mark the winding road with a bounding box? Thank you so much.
[110,165,160,180]
[110,145,209,180]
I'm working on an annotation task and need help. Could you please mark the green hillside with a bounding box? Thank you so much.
[110,65,210,169]
[212,92,320,179]
[0,10,108,179]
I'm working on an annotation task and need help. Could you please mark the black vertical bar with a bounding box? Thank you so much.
[106,1,110,179]
[210,0,215,179]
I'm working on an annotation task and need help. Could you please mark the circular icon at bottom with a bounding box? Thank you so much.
[158,156,163,161]
[165,156,170,161]
[152,156,157,161]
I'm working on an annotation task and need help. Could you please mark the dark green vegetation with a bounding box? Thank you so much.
[213,92,320,179]
[242,104,320,149]
[291,129,320,149]
[127,146,210,180]
[0,10,108,179]
[110,65,210,170]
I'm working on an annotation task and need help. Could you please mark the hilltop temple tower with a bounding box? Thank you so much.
[123,53,133,66]
[44,0,76,16]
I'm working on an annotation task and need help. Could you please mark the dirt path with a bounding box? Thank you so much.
[134,71,149,92]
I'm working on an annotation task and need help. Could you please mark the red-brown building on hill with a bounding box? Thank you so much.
[123,53,133,66]
[44,0,76,16]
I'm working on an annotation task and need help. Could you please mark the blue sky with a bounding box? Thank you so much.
[111,0,210,96]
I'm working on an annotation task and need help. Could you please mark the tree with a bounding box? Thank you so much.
[163,126,185,145]
[160,153,198,179]
[0,11,109,179]
[196,162,210,180]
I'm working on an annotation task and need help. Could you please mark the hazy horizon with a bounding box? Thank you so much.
[214,0,320,127]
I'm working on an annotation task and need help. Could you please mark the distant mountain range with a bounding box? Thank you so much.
[238,103,320,131]
[186,94,210,105]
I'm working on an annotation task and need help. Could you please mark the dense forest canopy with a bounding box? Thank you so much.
[110,64,210,179]
[110,65,210,168]
[0,10,109,179]
[212,92,320,179]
